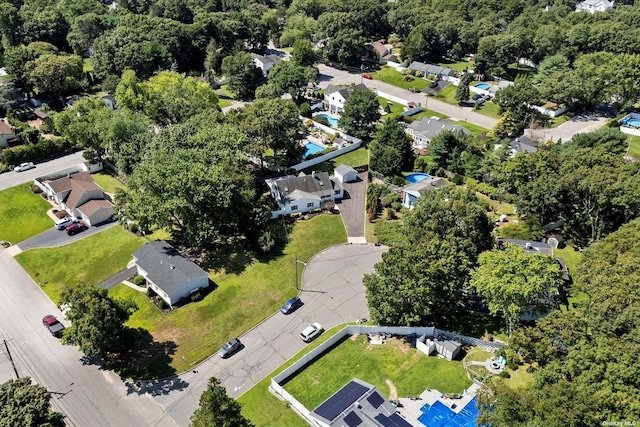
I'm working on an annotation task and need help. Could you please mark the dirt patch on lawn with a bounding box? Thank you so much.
[386,379,398,400]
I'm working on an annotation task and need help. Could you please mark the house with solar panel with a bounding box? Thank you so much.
[309,378,412,427]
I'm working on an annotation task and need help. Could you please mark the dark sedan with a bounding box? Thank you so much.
[280,296,303,314]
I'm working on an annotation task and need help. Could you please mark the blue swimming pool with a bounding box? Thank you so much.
[315,113,340,126]
[627,120,640,127]
[418,397,483,427]
[304,141,325,158]
[406,173,431,183]
[474,83,490,90]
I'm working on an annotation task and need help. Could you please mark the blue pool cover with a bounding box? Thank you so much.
[418,397,484,427]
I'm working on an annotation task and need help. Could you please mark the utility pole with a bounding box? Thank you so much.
[294,254,307,290]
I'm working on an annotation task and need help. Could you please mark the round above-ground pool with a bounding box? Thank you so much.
[406,173,431,183]
[474,83,490,90]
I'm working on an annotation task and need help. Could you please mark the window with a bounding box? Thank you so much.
[291,205,298,211]
[307,202,314,208]
[334,190,341,195]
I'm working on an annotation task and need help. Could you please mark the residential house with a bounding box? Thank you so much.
[39,171,114,226]
[101,94,116,109]
[407,61,456,79]
[365,41,391,64]
[435,340,462,360]
[575,0,613,13]
[250,53,280,75]
[310,378,412,427]
[0,119,15,148]
[334,164,357,183]
[133,241,209,307]
[402,176,448,209]
[323,83,369,115]
[266,171,343,218]
[508,135,538,156]
[405,117,472,149]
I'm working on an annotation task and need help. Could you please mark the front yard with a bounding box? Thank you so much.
[374,66,430,91]
[0,185,53,244]
[15,226,145,303]
[282,334,472,409]
[107,214,347,375]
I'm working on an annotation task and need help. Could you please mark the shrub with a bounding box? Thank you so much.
[133,275,146,286]
[415,71,424,77]
[31,185,43,194]
[314,115,330,126]
[392,176,407,187]
[40,193,47,199]
[403,75,414,82]
[435,167,445,177]
[158,298,168,310]
[299,102,312,118]
[367,206,376,222]
[146,287,155,297]
[507,362,519,371]
[498,371,511,379]
[56,210,68,218]
[386,208,397,220]
[452,174,464,185]
[1,137,75,166]
[190,291,203,303]
[391,201,402,211]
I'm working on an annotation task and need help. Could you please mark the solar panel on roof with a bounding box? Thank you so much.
[374,413,413,427]
[366,391,384,409]
[313,381,369,421]
[343,411,362,427]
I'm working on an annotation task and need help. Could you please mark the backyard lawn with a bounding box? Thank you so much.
[282,334,472,409]
[0,185,53,244]
[378,96,405,121]
[15,226,145,303]
[451,121,489,135]
[436,58,473,73]
[627,135,640,160]
[302,147,369,174]
[91,172,126,195]
[374,66,429,91]
[106,215,347,375]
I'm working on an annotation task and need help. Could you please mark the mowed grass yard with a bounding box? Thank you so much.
[15,226,145,303]
[0,185,53,244]
[91,172,126,195]
[374,66,429,91]
[302,147,369,174]
[283,334,471,409]
[627,135,640,160]
[110,215,347,374]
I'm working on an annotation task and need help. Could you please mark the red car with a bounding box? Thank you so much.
[42,315,65,338]
[66,221,88,236]
[362,74,372,79]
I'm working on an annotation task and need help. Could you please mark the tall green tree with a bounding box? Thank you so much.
[0,378,65,427]
[262,61,318,103]
[291,39,316,67]
[339,89,380,140]
[454,72,471,104]
[221,51,264,100]
[26,54,84,104]
[190,377,253,427]
[369,119,414,176]
[470,244,564,336]
[61,286,137,358]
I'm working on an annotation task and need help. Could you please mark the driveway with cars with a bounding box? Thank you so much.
[12,220,118,254]
[149,243,387,427]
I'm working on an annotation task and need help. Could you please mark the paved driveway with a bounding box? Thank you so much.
[149,243,387,427]
[525,108,612,143]
[14,221,118,254]
[338,172,368,243]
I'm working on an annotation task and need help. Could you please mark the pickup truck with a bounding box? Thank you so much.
[42,315,65,338]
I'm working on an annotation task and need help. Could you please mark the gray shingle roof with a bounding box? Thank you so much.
[335,164,356,176]
[498,238,553,255]
[270,172,341,202]
[134,241,208,295]
[324,83,369,100]
[408,118,472,141]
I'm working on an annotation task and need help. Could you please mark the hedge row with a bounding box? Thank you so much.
[2,138,76,167]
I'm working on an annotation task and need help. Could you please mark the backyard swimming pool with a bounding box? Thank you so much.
[626,120,640,128]
[315,113,340,126]
[304,141,325,158]
[418,397,483,427]
[474,83,490,90]
[406,173,431,183]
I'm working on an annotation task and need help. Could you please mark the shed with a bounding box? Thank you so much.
[435,340,462,360]
[334,164,357,183]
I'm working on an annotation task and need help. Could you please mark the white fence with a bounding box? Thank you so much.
[531,104,568,118]
[621,126,640,136]
[376,90,410,106]
[291,139,362,171]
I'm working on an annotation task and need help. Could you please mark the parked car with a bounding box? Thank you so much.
[66,221,88,236]
[218,338,242,358]
[362,74,372,80]
[429,81,438,89]
[472,93,482,101]
[281,296,303,314]
[54,217,76,230]
[300,323,323,342]
[42,315,65,338]
[14,162,35,172]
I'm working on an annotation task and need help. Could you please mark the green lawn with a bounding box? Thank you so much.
[436,58,473,73]
[404,107,449,123]
[433,85,501,119]
[502,63,537,81]
[464,348,492,363]
[15,226,145,303]
[627,135,640,160]
[302,147,369,174]
[91,172,126,195]
[82,58,94,73]
[474,101,501,119]
[0,185,52,244]
[553,246,582,274]
[378,96,405,121]
[283,334,471,409]
[104,215,347,375]
[374,66,429,91]
[218,98,232,108]
[451,121,489,136]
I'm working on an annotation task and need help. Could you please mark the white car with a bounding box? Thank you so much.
[300,323,323,342]
[54,217,76,230]
[14,162,35,172]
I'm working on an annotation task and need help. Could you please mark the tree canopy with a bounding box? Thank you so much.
[339,89,380,140]
[369,119,414,176]
[0,378,65,427]
[190,377,253,427]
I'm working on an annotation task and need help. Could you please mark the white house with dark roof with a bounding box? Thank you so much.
[266,171,343,218]
[40,171,114,226]
[405,118,472,149]
[250,53,280,75]
[133,241,209,307]
[310,378,412,427]
[576,0,613,13]
[323,83,369,115]
[508,135,538,156]
[402,176,448,209]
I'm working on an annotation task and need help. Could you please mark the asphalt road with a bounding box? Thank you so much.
[0,250,178,427]
[15,221,118,253]
[0,151,86,192]
[149,243,387,427]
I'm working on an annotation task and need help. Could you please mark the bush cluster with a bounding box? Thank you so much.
[2,138,75,166]
[132,275,146,286]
